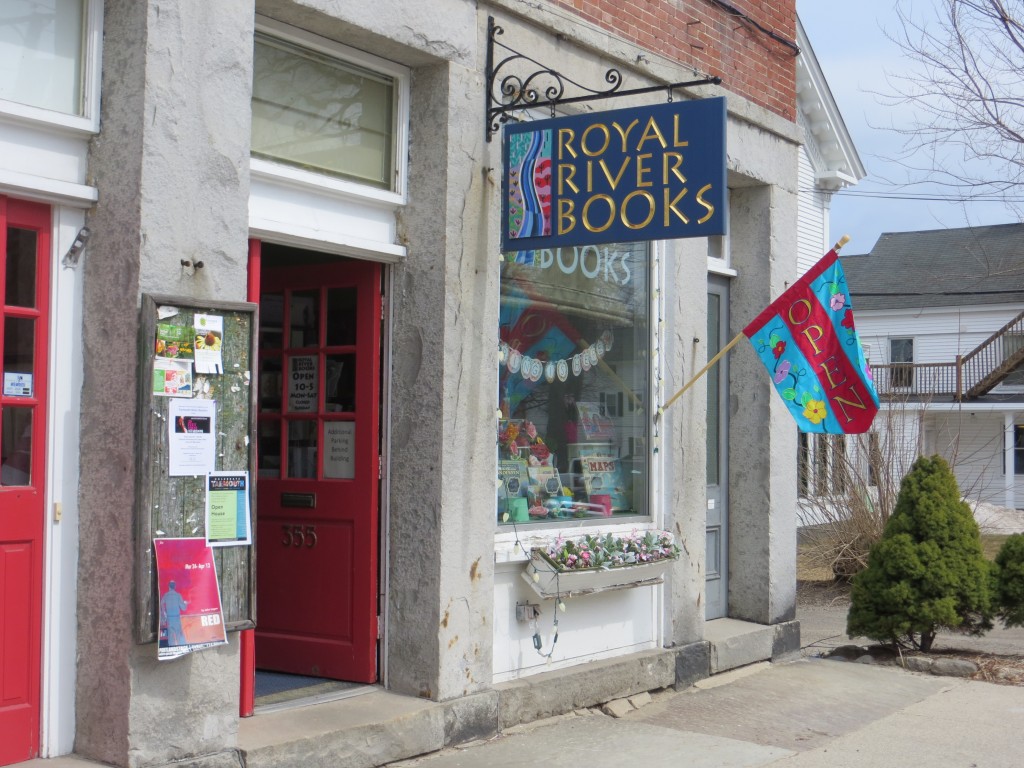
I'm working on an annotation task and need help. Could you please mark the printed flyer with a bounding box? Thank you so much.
[193,313,224,375]
[153,322,194,397]
[153,537,228,660]
[205,471,252,547]
[168,398,216,476]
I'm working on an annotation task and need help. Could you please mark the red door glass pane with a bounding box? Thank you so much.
[286,420,317,479]
[325,287,356,346]
[288,290,318,348]
[4,317,34,376]
[324,354,355,413]
[0,407,32,486]
[4,228,37,308]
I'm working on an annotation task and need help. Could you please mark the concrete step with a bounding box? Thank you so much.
[705,618,795,674]
[238,689,445,768]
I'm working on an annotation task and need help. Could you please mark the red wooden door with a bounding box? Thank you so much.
[0,198,50,765]
[255,260,381,682]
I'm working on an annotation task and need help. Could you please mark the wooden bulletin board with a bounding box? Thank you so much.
[135,294,258,644]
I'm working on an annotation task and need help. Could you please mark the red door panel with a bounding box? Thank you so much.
[255,259,381,683]
[0,198,50,765]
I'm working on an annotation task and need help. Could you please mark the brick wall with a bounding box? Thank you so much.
[547,0,797,121]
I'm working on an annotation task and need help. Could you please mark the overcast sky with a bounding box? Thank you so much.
[797,0,1017,255]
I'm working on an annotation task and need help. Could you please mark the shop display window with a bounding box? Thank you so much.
[497,243,650,525]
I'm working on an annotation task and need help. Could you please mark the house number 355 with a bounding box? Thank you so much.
[281,524,318,548]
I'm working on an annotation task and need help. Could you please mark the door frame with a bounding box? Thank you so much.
[240,239,391,712]
[0,197,51,765]
[705,275,730,620]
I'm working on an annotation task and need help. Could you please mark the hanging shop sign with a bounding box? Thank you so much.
[502,98,727,251]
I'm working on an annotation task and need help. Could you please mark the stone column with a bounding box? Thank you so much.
[663,236,712,647]
[77,1,253,765]
[387,53,497,711]
[726,183,799,626]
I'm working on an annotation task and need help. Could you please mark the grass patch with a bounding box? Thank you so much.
[983,534,1011,560]
[799,532,1013,583]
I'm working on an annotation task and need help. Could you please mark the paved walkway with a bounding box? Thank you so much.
[389,593,1024,768]
[392,657,1024,768]
[20,594,1024,768]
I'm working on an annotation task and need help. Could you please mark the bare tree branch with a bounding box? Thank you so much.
[877,1,1024,209]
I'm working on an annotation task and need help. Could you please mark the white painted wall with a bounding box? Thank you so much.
[796,138,827,274]
[929,411,1024,509]
[856,304,1024,365]
[42,207,86,757]
[492,560,658,682]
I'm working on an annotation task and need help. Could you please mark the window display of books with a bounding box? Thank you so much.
[578,454,630,513]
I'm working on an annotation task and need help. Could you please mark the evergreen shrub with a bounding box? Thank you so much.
[846,455,993,651]
[995,533,1024,628]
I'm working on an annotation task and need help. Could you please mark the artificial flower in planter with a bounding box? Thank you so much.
[523,530,680,599]
[545,530,679,570]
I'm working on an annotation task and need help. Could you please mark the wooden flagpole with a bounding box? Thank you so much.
[658,235,851,416]
[659,332,743,414]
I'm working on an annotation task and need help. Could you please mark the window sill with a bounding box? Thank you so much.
[250,158,404,208]
[0,99,98,137]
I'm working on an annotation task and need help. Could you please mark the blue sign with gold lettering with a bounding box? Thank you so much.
[502,98,727,251]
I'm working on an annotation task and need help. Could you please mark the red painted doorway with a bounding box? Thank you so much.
[0,198,51,765]
[254,245,382,683]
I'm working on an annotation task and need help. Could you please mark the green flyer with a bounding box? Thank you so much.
[205,472,251,547]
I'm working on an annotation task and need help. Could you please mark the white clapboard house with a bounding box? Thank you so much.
[804,223,1024,512]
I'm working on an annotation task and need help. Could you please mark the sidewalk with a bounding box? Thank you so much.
[20,592,1024,768]
[387,588,1024,768]
[389,659,1024,767]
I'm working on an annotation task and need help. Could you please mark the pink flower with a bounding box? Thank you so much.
[830,293,846,311]
[773,360,792,384]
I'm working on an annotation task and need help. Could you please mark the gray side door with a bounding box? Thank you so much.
[705,277,729,619]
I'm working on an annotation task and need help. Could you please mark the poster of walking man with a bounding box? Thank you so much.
[153,537,228,660]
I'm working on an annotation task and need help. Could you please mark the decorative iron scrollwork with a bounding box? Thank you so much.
[485,16,722,142]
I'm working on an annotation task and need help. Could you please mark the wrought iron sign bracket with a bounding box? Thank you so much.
[485,16,722,142]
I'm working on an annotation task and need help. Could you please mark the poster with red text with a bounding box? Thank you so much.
[153,537,228,660]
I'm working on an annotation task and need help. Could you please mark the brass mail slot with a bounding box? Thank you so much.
[280,492,316,509]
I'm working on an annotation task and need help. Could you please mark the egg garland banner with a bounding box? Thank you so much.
[499,330,614,383]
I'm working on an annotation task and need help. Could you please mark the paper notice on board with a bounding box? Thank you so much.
[168,398,216,476]
[205,471,252,546]
[153,358,193,398]
[154,537,228,660]
[193,314,224,374]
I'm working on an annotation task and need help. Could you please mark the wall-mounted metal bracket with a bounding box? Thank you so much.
[516,601,541,622]
[485,15,722,142]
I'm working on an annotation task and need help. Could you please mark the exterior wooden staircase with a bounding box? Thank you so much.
[870,308,1024,400]
[961,309,1024,398]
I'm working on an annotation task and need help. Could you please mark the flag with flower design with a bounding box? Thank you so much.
[742,249,879,433]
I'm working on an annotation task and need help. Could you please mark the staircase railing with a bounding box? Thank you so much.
[869,308,1024,400]
[868,362,960,398]
[960,309,1024,398]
